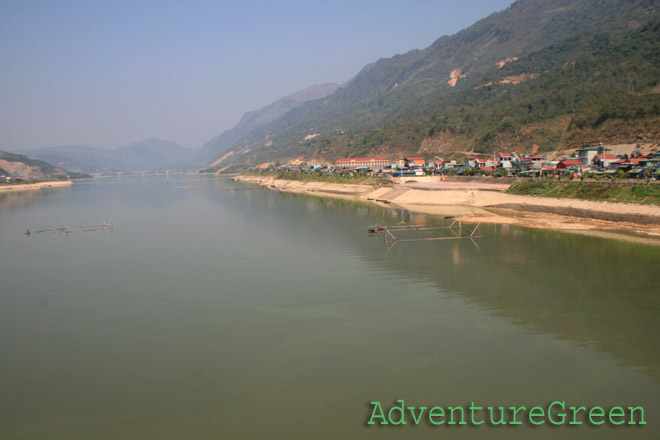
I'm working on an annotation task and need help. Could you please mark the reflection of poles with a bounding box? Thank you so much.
[369,220,481,243]
[383,240,397,254]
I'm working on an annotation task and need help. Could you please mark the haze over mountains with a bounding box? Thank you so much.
[200,0,660,170]
[16,138,193,173]
[195,83,340,164]
[10,83,342,173]
[7,0,658,174]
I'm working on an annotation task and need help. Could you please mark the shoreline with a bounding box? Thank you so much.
[0,180,73,192]
[233,175,660,242]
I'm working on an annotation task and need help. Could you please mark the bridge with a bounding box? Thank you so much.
[90,169,197,178]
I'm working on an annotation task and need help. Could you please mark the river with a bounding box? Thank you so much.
[1,174,658,439]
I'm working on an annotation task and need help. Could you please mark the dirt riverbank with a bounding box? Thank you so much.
[233,175,660,240]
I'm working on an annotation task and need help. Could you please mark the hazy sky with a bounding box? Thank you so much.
[0,0,513,151]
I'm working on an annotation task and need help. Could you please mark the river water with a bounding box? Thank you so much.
[1,175,659,439]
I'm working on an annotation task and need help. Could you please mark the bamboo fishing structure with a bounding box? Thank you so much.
[25,220,114,237]
[368,218,481,243]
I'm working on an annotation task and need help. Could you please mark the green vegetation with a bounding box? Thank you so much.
[433,19,660,152]
[246,170,390,186]
[332,18,660,157]
[67,171,93,179]
[506,181,660,205]
[210,3,660,168]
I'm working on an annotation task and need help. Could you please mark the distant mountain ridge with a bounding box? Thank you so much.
[197,82,340,164]
[202,0,660,169]
[0,151,75,180]
[17,138,192,173]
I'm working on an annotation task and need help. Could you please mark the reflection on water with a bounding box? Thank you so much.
[0,185,72,212]
[365,221,660,381]
[0,175,659,439]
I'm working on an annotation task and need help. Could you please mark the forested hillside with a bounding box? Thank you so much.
[203,0,659,170]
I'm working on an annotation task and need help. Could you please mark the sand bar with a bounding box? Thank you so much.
[0,180,73,192]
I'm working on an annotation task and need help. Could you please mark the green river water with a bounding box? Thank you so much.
[1,175,659,439]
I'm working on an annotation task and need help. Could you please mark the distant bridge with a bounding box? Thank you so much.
[90,169,197,178]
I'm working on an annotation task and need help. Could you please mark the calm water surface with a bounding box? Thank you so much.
[1,175,659,439]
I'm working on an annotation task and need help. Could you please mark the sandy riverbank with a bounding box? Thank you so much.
[233,175,660,240]
[233,175,373,197]
[0,180,73,192]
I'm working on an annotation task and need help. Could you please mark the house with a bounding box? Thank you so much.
[517,155,544,170]
[473,158,490,169]
[336,158,390,169]
[499,152,516,168]
[404,157,426,168]
[616,157,646,166]
[644,152,660,169]
[592,154,618,168]
[434,160,457,170]
[556,159,585,169]
[576,147,600,165]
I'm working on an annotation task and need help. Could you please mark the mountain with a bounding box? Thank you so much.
[204,0,659,169]
[18,138,192,173]
[0,151,80,181]
[115,138,193,171]
[196,83,340,164]
[418,18,660,154]
[18,145,117,173]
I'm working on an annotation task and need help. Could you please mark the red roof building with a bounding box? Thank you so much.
[556,159,585,169]
[404,157,426,167]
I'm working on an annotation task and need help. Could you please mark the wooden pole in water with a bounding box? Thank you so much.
[388,229,397,242]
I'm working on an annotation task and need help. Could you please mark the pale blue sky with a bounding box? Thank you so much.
[0,0,513,150]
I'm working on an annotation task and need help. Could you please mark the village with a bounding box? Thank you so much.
[268,145,660,181]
